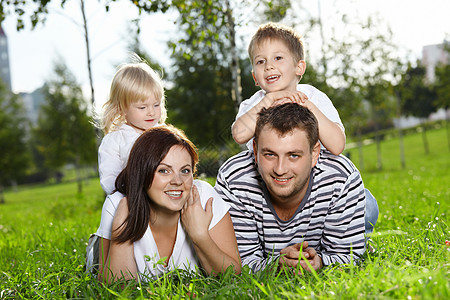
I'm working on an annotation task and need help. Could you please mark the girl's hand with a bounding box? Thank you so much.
[181,185,213,243]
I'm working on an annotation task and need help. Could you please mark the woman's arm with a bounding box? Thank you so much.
[181,187,241,275]
[102,198,138,283]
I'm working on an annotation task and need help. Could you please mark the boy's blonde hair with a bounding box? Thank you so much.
[248,22,305,65]
[100,57,167,134]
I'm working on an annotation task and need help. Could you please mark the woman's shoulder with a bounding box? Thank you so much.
[194,179,229,211]
[193,179,216,196]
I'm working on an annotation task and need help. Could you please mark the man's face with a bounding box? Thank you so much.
[254,126,320,206]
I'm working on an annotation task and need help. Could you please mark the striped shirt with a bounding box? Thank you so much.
[214,150,366,271]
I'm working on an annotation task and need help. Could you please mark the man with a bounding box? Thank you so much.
[215,103,366,272]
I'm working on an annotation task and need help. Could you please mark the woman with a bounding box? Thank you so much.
[98,125,241,282]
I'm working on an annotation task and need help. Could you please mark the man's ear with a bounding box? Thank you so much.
[252,71,259,86]
[311,141,320,167]
[296,60,306,77]
[253,139,258,164]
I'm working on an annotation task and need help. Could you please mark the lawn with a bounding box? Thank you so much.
[0,127,448,299]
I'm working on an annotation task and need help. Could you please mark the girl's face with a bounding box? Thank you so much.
[147,145,194,215]
[124,96,162,132]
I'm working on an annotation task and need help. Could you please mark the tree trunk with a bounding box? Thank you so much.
[375,122,383,171]
[375,129,382,171]
[76,156,83,194]
[446,112,450,151]
[398,127,405,169]
[80,0,95,108]
[357,130,364,171]
[80,0,102,150]
[421,126,429,155]
[396,92,405,169]
[0,185,4,204]
[225,0,242,111]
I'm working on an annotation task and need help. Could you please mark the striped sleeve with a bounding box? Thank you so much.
[319,170,366,265]
[215,159,277,272]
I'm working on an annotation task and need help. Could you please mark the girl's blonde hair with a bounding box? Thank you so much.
[100,56,167,134]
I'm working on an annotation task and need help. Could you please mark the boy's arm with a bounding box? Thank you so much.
[302,101,346,155]
[232,91,307,145]
[232,97,270,145]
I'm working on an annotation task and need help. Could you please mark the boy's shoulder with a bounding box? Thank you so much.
[297,84,324,96]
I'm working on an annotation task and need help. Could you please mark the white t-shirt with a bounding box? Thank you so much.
[98,124,141,195]
[235,84,344,150]
[95,180,230,279]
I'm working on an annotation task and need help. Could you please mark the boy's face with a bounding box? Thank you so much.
[251,39,305,93]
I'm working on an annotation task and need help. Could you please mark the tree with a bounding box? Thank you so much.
[433,59,450,150]
[33,61,97,193]
[311,12,401,170]
[0,81,30,203]
[397,61,438,155]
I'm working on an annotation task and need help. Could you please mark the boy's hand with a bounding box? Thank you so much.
[262,91,308,108]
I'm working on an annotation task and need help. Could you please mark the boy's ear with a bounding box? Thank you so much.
[296,60,306,77]
[252,71,259,86]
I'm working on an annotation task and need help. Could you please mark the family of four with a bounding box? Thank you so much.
[86,22,378,282]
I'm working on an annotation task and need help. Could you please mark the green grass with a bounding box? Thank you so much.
[0,127,449,299]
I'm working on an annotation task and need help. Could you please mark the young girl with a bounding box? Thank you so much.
[97,125,241,282]
[98,56,167,195]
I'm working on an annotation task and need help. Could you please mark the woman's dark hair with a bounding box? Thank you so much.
[113,124,198,244]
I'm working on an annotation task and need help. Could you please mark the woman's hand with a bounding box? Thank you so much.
[181,185,213,243]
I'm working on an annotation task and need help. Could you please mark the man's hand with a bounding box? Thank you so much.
[279,241,323,273]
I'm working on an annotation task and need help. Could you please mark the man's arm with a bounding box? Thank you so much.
[215,171,276,272]
[319,171,366,266]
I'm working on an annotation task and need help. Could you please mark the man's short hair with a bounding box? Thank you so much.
[255,103,319,152]
[248,22,304,64]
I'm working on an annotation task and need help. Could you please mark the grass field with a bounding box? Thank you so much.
[0,127,449,299]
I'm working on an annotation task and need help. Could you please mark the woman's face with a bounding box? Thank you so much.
[147,145,194,214]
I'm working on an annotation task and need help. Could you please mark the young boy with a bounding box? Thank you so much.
[232,22,345,155]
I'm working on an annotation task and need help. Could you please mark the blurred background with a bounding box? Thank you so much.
[0,0,448,199]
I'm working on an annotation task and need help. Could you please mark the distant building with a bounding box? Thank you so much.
[422,41,449,83]
[0,25,12,89]
[394,41,449,129]
[21,85,46,126]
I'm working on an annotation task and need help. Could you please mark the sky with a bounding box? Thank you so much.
[2,0,449,111]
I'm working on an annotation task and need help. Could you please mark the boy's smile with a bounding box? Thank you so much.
[252,39,305,93]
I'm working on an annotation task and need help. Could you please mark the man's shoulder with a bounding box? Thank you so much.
[217,150,258,180]
[315,151,359,178]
